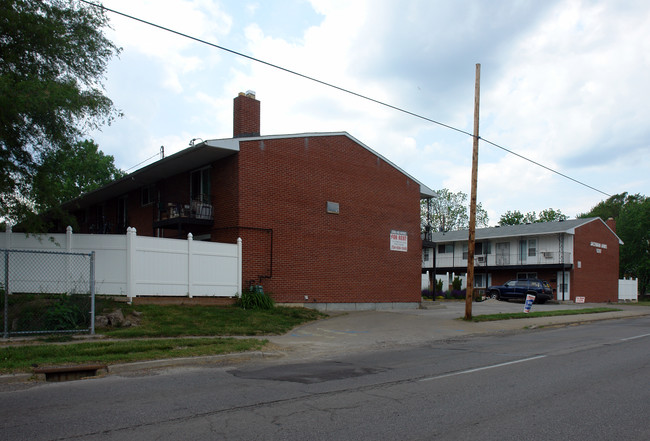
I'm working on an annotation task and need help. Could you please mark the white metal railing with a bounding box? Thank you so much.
[432,251,572,268]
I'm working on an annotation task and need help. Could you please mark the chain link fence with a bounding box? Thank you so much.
[1,249,95,337]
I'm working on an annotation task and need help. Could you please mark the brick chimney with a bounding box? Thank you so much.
[233,91,260,138]
[606,217,616,233]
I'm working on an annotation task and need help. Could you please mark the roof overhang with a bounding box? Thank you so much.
[62,131,436,210]
[427,217,624,245]
[62,141,239,210]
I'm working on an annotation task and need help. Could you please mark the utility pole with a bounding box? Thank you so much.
[465,63,481,320]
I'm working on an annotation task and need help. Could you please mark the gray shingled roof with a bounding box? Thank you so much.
[428,217,614,243]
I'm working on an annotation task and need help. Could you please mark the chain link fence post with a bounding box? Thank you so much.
[3,249,8,339]
[90,251,96,335]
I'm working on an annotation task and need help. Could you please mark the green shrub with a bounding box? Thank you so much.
[452,276,463,291]
[43,295,89,330]
[436,279,444,292]
[237,290,275,310]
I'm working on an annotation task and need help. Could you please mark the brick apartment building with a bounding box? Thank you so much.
[64,92,435,308]
[422,217,623,303]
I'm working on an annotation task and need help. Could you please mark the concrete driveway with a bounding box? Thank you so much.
[265,300,650,359]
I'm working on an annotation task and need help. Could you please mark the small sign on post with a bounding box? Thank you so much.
[524,294,536,313]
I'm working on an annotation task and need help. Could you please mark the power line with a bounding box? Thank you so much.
[81,0,611,198]
[123,151,160,173]
[479,138,610,196]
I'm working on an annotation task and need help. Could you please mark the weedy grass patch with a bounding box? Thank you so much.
[100,304,325,338]
[465,307,621,322]
[0,337,266,374]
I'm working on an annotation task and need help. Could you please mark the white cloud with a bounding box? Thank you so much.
[89,0,650,223]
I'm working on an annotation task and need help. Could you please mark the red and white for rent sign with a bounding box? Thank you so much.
[390,230,408,252]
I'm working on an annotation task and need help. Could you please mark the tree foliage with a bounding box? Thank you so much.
[581,192,650,297]
[0,0,120,224]
[498,208,567,226]
[577,192,643,220]
[26,139,124,230]
[421,188,489,232]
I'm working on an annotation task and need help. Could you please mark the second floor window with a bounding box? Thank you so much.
[519,239,537,260]
[141,184,155,206]
[191,167,211,203]
[117,196,128,229]
[475,241,491,255]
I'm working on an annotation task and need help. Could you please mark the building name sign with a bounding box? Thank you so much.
[590,241,608,249]
[390,230,408,252]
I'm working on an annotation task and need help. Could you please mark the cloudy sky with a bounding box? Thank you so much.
[88,0,650,224]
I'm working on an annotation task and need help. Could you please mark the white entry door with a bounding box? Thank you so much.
[556,271,570,301]
[496,242,510,265]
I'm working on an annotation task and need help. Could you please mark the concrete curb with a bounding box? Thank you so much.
[0,352,283,385]
[108,351,283,374]
[1,307,648,384]
[0,372,33,385]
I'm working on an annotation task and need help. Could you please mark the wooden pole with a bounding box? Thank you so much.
[465,63,481,320]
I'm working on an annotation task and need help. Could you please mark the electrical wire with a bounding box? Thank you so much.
[123,151,160,173]
[81,0,612,198]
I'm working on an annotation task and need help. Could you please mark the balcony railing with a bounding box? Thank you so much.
[152,195,214,230]
[430,251,572,268]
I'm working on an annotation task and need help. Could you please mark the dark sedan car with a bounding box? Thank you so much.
[488,278,553,304]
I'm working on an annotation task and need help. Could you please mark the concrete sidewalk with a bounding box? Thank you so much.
[2,301,648,384]
[263,300,650,359]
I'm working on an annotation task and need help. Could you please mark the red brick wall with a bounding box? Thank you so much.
[490,269,558,290]
[236,135,422,304]
[233,93,260,138]
[572,219,620,302]
[69,133,423,305]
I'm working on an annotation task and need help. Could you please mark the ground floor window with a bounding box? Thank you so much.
[474,273,491,288]
[517,272,537,279]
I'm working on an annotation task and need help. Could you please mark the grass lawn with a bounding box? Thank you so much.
[0,337,267,373]
[0,303,326,374]
[100,304,326,337]
[466,307,622,322]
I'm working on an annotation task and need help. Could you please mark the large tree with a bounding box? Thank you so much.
[581,193,650,297]
[577,192,643,220]
[27,139,124,229]
[498,208,567,226]
[0,0,120,224]
[421,188,489,232]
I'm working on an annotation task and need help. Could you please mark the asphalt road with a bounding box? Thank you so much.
[1,314,649,440]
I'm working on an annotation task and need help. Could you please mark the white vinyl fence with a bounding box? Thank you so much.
[618,278,638,302]
[3,227,242,300]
